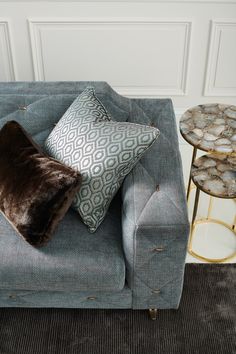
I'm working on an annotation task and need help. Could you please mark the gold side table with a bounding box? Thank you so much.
[189,154,236,263]
[179,103,236,263]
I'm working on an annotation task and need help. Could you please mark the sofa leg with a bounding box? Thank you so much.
[149,308,158,320]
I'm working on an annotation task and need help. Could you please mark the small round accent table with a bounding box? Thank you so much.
[180,103,236,263]
[190,154,236,262]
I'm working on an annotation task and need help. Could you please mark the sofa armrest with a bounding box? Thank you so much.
[121,99,189,309]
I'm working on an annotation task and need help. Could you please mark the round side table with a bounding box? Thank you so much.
[190,154,236,262]
[180,103,236,200]
[179,103,236,263]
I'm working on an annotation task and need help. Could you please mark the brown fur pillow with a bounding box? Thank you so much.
[0,121,82,247]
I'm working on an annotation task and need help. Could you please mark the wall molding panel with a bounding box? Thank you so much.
[28,18,192,97]
[1,3,236,106]
[204,19,236,97]
[0,20,16,81]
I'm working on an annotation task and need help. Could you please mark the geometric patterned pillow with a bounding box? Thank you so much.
[45,87,160,232]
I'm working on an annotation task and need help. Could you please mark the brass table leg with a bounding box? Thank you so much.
[207,196,213,220]
[149,308,158,320]
[188,190,236,263]
[187,146,197,201]
[233,201,236,231]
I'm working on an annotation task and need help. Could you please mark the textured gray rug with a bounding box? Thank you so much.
[0,264,235,354]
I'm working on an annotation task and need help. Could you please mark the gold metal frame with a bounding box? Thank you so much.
[188,187,236,263]
[182,112,236,262]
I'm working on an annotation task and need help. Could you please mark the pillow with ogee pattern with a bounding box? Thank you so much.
[45,87,160,232]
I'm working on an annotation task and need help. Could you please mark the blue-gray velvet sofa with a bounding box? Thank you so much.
[0,82,189,318]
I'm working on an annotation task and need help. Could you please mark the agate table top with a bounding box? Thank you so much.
[191,154,236,198]
[180,104,236,154]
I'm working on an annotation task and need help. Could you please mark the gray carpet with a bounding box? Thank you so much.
[0,264,235,354]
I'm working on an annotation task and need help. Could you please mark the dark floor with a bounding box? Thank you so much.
[0,264,235,354]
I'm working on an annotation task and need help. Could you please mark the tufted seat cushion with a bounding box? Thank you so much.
[0,192,125,292]
[0,83,129,293]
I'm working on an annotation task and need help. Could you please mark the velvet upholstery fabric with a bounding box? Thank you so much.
[0,121,82,247]
[0,192,126,292]
[0,82,189,310]
[122,98,190,309]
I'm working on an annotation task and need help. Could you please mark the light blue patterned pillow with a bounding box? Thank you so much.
[45,87,159,232]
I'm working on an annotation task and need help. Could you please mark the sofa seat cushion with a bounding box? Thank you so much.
[0,194,125,292]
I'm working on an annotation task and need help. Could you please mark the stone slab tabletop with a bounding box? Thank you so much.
[180,104,236,154]
[191,154,236,198]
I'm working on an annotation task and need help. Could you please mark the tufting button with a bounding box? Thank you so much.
[156,184,160,192]
[87,296,96,300]
[18,105,27,111]
[152,289,161,294]
[153,247,164,252]
[150,122,155,127]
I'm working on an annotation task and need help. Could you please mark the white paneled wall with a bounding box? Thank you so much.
[204,20,236,96]
[0,21,15,81]
[0,1,236,250]
[0,2,236,104]
[29,18,191,97]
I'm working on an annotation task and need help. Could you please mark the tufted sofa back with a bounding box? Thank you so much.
[0,82,131,147]
[0,81,180,189]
